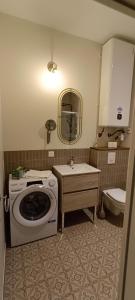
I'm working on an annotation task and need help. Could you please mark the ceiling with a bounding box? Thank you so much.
[0,0,135,44]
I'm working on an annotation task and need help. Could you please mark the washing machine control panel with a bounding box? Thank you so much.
[9,173,57,194]
[9,181,26,193]
[48,179,56,187]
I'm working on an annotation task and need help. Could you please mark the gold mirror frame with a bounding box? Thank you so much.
[58,88,83,145]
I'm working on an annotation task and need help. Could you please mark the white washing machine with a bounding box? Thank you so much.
[8,172,58,247]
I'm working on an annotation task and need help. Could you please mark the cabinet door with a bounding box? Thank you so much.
[99,38,134,127]
[63,173,99,193]
[62,189,98,212]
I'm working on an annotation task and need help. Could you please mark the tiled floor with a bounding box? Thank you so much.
[4,215,123,300]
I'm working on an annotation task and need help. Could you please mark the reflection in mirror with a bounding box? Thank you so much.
[58,88,82,144]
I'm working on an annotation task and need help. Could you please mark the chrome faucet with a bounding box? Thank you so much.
[69,157,74,167]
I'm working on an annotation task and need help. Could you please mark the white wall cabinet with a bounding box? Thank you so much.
[99,38,135,127]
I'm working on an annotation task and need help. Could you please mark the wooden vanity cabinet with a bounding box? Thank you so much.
[53,170,100,232]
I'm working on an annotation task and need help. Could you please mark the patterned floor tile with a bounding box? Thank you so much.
[43,257,64,278]
[60,251,80,272]
[24,264,45,287]
[98,276,117,300]
[25,281,50,300]
[4,218,123,300]
[66,266,90,293]
[47,272,71,298]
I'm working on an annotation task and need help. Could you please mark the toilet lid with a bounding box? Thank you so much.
[103,188,126,204]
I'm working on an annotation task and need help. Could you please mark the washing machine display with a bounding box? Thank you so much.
[9,172,58,247]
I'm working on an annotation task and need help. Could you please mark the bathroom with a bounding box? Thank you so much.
[0,0,135,299]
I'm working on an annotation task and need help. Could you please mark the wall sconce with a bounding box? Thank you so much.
[44,59,62,90]
[39,30,63,90]
[47,61,57,73]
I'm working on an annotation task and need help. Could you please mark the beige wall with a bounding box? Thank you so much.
[0,13,101,151]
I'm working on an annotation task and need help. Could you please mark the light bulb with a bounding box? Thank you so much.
[40,69,62,90]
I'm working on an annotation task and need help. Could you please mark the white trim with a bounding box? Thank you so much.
[13,185,56,227]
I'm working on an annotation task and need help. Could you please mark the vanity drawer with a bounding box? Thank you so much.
[62,188,98,212]
[63,173,99,193]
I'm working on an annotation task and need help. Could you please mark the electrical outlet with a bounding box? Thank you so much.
[48,151,55,158]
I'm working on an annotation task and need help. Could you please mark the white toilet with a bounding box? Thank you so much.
[102,188,126,216]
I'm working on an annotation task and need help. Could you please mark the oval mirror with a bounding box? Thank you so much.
[58,88,82,144]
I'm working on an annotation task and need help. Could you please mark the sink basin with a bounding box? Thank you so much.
[53,163,101,176]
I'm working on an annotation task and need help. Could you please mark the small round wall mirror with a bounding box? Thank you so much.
[58,88,82,144]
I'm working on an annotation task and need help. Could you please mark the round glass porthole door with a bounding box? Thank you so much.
[19,191,51,221]
[13,186,56,227]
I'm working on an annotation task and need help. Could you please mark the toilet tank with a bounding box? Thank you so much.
[98,38,135,127]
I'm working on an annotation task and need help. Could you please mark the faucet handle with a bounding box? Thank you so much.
[70,156,74,166]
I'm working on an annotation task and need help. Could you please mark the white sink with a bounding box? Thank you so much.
[53,163,101,176]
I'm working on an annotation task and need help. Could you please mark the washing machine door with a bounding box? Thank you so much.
[12,185,56,227]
